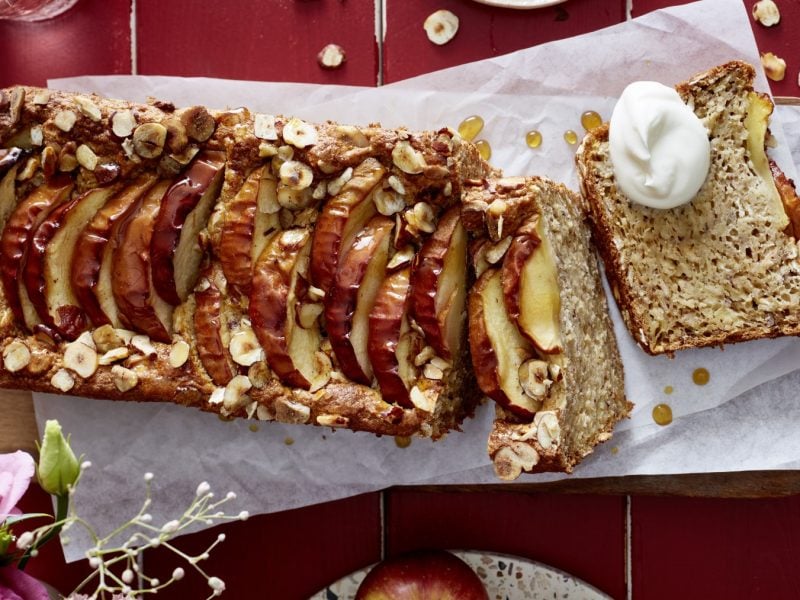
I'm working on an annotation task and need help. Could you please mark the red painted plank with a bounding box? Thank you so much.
[382,0,626,84]
[136,0,378,87]
[385,489,627,599]
[143,492,381,599]
[633,0,800,97]
[0,0,132,88]
[633,495,800,599]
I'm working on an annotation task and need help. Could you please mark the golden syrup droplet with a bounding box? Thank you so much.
[394,435,412,449]
[664,385,674,395]
[458,115,484,141]
[284,436,295,446]
[249,423,259,432]
[526,130,542,148]
[581,110,602,131]
[652,403,673,426]
[564,130,578,145]
[692,367,710,386]
[217,413,234,422]
[611,446,619,455]
[475,139,492,161]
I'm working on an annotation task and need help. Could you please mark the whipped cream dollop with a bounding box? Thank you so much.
[609,81,711,209]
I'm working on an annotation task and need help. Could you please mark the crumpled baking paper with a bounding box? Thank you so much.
[33,0,800,561]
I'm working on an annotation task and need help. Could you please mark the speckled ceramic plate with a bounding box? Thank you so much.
[472,0,568,9]
[311,550,612,599]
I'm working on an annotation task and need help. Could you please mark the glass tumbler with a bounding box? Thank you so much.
[0,0,80,22]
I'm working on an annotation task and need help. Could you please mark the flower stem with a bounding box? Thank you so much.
[17,492,69,570]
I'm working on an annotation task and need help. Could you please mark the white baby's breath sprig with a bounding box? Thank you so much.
[17,473,245,600]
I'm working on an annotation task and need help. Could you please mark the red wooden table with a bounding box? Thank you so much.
[3,0,800,598]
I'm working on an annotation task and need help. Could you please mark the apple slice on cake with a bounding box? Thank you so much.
[151,150,225,305]
[325,215,394,385]
[368,266,416,408]
[71,174,158,328]
[250,228,328,391]
[24,186,120,340]
[112,180,175,342]
[194,267,238,386]
[1,176,73,332]
[410,205,467,361]
[218,166,280,294]
[468,267,540,419]
[501,214,563,355]
[310,158,385,293]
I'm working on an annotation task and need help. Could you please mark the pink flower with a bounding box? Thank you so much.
[1,451,49,600]
[0,452,34,521]
[0,567,51,600]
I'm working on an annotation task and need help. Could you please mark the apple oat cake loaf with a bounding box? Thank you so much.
[0,86,490,439]
[576,61,800,355]
[462,177,630,479]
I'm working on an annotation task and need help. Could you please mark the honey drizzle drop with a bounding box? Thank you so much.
[664,385,674,395]
[284,437,295,446]
[526,130,542,149]
[475,139,492,161]
[458,115,484,142]
[394,435,412,449]
[249,423,259,432]
[652,403,673,426]
[692,368,710,386]
[564,130,578,145]
[581,110,602,132]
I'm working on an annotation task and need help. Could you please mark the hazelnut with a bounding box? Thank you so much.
[392,140,426,174]
[162,117,189,154]
[282,118,318,148]
[254,113,278,140]
[76,144,98,171]
[111,365,139,392]
[111,110,137,138]
[54,110,77,133]
[169,340,191,368]
[2,341,31,372]
[51,368,75,393]
[761,52,786,81]
[752,0,780,26]
[132,122,168,158]
[229,329,264,367]
[74,96,102,122]
[423,9,459,45]
[318,44,346,69]
[279,160,314,190]
[179,106,216,142]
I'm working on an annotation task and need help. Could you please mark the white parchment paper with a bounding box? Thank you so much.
[33,0,800,561]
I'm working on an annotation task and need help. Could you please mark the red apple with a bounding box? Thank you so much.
[112,180,174,342]
[355,550,489,600]
[410,205,467,360]
[0,176,73,331]
[151,150,225,305]
[309,157,385,293]
[24,186,119,340]
[325,215,394,385]
[71,174,158,327]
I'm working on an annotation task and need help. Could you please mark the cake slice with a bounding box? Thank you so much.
[463,177,630,479]
[576,61,800,355]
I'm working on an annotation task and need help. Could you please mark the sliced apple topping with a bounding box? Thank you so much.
[111,180,174,342]
[468,268,539,419]
[325,215,394,385]
[501,214,563,354]
[24,186,120,340]
[251,228,328,390]
[71,174,158,328]
[410,206,467,361]
[194,270,237,386]
[1,176,73,331]
[218,166,280,294]
[309,158,385,293]
[368,266,416,407]
[151,151,226,305]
